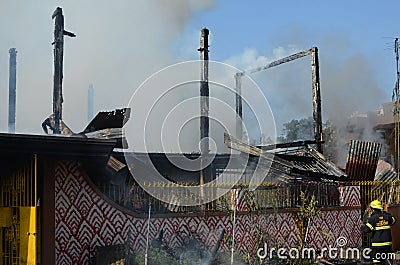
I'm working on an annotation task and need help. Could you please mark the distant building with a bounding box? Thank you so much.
[375,101,400,169]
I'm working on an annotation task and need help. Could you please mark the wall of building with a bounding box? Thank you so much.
[388,204,400,252]
[54,160,362,264]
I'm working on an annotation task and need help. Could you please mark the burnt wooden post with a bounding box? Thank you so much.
[238,48,325,152]
[235,72,243,140]
[52,7,75,134]
[198,28,209,187]
[311,47,323,153]
[199,28,210,155]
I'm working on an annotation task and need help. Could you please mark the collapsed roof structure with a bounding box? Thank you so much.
[32,9,385,214]
[223,133,345,183]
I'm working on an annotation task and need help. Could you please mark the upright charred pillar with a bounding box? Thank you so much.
[199,28,210,156]
[235,72,243,140]
[52,7,75,134]
[198,28,210,187]
[311,47,323,153]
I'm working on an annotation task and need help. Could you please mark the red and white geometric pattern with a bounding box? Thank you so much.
[55,160,362,264]
[339,186,361,207]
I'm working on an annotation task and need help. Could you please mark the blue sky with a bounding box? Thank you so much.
[174,1,400,136]
[0,0,399,151]
[183,1,398,64]
[178,0,399,94]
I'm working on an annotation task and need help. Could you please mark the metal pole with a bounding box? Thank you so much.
[303,218,311,248]
[88,84,94,122]
[145,201,151,265]
[231,192,237,265]
[34,154,37,205]
[396,37,399,172]
[52,7,75,134]
[8,48,17,133]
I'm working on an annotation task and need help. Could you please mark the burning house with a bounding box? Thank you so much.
[0,131,364,264]
[1,7,400,265]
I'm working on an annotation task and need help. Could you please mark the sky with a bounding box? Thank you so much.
[0,0,399,152]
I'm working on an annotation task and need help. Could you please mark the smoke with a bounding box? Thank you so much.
[0,4,389,160]
[0,0,213,134]
[226,43,387,129]
[320,37,387,165]
[225,45,313,136]
[224,35,387,164]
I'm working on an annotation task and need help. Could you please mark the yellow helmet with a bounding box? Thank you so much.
[370,200,383,210]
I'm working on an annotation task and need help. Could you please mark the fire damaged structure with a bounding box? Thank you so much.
[93,142,346,214]
[234,47,323,153]
[1,80,398,264]
[0,131,363,264]
[1,8,399,264]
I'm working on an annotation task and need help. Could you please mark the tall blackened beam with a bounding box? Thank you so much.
[311,47,323,153]
[239,47,324,152]
[52,7,75,134]
[199,28,210,155]
[52,7,64,134]
[245,48,312,74]
[198,28,210,190]
[8,48,17,133]
[235,72,243,140]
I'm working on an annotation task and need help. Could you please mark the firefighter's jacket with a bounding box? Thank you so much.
[361,210,396,247]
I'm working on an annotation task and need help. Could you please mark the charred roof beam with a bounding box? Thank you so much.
[51,7,76,134]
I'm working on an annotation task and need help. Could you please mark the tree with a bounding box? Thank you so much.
[251,133,274,146]
[278,117,314,143]
[321,120,338,163]
[278,117,338,163]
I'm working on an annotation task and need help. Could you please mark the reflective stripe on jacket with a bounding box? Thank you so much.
[361,211,396,247]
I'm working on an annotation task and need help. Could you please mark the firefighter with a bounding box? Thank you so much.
[361,200,396,264]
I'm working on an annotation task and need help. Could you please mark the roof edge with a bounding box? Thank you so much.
[0,133,116,156]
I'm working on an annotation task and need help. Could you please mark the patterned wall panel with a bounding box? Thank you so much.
[55,160,362,264]
[339,186,361,207]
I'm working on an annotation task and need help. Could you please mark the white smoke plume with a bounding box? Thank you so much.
[0,0,213,134]
[225,45,312,135]
[226,43,387,129]
[224,35,388,164]
[0,3,389,159]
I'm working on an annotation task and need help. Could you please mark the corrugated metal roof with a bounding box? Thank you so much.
[224,133,345,182]
[273,145,346,182]
[375,160,399,181]
[82,108,131,148]
[345,140,381,180]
